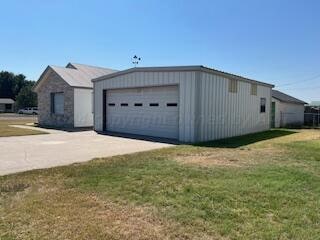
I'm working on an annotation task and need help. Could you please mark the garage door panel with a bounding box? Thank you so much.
[106,85,179,139]
[107,114,178,127]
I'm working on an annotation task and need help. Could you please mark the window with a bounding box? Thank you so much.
[5,104,12,110]
[167,103,178,107]
[229,79,238,93]
[251,83,257,95]
[120,103,128,107]
[260,98,266,113]
[108,103,115,106]
[149,103,159,107]
[134,103,143,106]
[51,92,64,115]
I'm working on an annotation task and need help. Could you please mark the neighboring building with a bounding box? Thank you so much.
[305,102,320,127]
[92,66,274,143]
[271,90,306,128]
[0,98,15,113]
[33,63,116,128]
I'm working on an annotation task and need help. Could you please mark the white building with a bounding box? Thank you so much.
[92,66,273,143]
[34,63,116,128]
[0,98,15,113]
[271,90,306,128]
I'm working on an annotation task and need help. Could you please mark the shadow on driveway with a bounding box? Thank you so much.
[97,131,180,145]
[34,124,92,132]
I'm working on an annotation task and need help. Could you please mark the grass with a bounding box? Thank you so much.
[0,119,45,137]
[1,129,320,239]
[195,129,296,148]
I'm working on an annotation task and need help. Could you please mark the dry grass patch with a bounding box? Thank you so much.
[0,119,45,137]
[174,147,286,167]
[0,176,215,240]
[265,129,320,144]
[175,130,320,168]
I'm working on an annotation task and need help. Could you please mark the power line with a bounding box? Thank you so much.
[277,73,320,87]
[279,85,320,91]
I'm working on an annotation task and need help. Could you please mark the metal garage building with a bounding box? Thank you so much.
[271,90,306,128]
[93,66,273,143]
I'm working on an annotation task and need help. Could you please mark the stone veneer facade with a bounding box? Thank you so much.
[37,71,74,128]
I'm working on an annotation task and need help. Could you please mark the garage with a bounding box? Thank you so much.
[93,66,273,143]
[106,85,179,139]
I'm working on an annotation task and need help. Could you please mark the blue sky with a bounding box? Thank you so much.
[0,0,319,102]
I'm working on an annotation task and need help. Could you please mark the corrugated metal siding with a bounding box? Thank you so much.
[94,71,198,142]
[274,100,304,127]
[196,72,271,142]
[94,69,272,143]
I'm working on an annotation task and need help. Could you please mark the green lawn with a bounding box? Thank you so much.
[1,130,320,239]
[0,119,45,137]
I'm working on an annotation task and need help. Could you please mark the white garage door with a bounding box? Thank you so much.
[106,85,179,139]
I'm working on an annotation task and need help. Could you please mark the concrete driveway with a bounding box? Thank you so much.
[0,128,173,176]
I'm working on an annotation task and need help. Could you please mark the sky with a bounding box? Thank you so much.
[0,0,319,103]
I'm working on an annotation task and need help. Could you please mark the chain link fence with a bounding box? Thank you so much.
[304,113,320,127]
[304,106,320,127]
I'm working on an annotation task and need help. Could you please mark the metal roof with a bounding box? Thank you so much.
[34,63,117,91]
[92,65,274,88]
[0,98,15,104]
[272,90,306,105]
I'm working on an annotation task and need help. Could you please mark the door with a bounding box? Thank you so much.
[271,102,276,128]
[106,85,179,139]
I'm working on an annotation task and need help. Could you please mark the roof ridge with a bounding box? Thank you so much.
[69,62,116,71]
[50,65,78,70]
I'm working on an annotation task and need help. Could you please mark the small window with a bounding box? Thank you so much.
[108,103,115,106]
[149,103,159,107]
[134,103,143,106]
[120,103,128,107]
[260,98,266,113]
[251,83,257,95]
[167,103,178,107]
[229,79,238,93]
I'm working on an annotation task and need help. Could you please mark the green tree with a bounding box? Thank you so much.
[0,71,37,110]
[0,71,15,98]
[15,85,37,109]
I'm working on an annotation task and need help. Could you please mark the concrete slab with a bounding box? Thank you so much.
[0,131,173,176]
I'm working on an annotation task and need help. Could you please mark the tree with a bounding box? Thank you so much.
[0,71,15,98]
[12,74,28,97]
[0,71,37,109]
[15,85,37,109]
[0,71,33,100]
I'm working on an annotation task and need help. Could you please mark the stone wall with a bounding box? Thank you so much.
[36,71,74,128]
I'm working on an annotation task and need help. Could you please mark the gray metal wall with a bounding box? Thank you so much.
[93,70,272,143]
[195,72,271,142]
[93,71,198,142]
[272,98,304,127]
